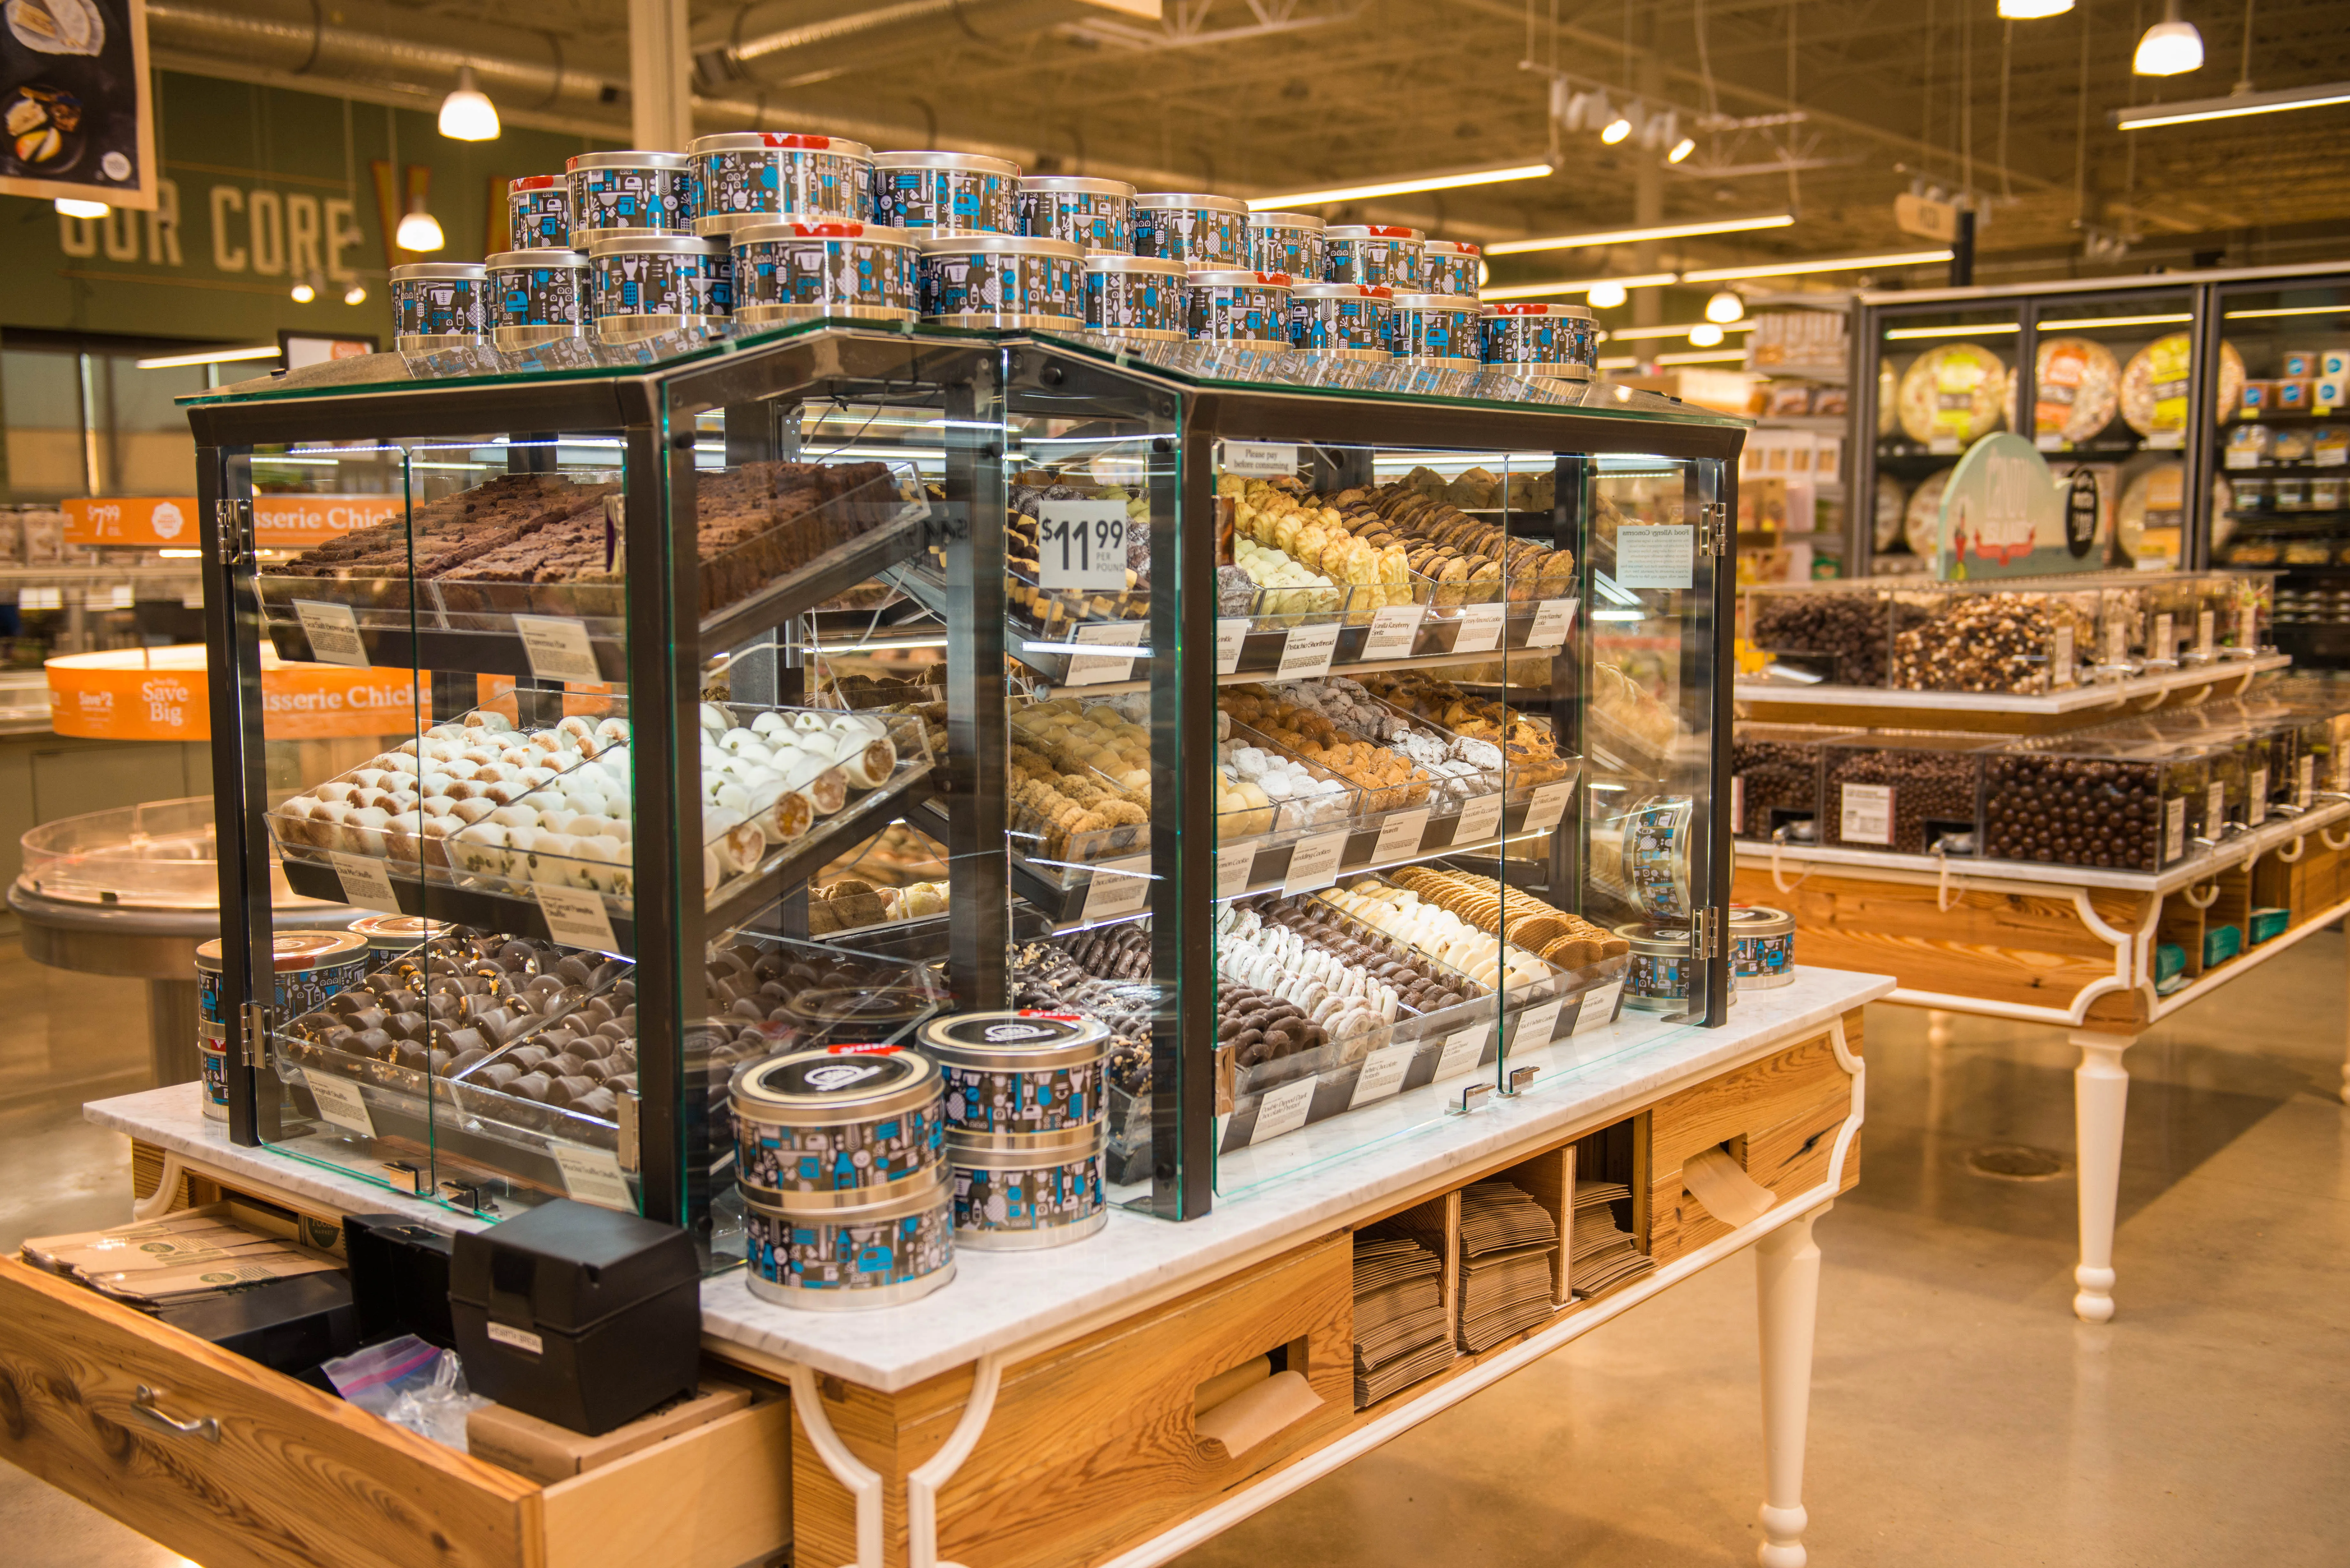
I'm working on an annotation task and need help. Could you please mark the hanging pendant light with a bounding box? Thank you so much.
[2134,1,2204,75]
[396,197,446,253]
[438,67,501,141]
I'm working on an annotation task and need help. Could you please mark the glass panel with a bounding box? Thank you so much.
[1867,302,2024,573]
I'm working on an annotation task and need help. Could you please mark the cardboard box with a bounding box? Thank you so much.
[467,1381,754,1484]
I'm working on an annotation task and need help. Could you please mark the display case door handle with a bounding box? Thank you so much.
[132,1386,221,1442]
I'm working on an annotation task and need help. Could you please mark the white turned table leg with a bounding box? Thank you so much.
[2071,1031,2134,1324]
[1755,1204,1826,1568]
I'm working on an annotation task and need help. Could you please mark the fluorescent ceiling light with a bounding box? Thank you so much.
[2114,80,2350,129]
[1680,248,1953,283]
[1246,162,1552,210]
[1486,213,1794,257]
[2039,312,2193,329]
[135,345,282,370]
[2225,304,2350,319]
[2134,1,2203,76]
[1884,322,2024,340]
[439,67,501,141]
[1998,0,2073,16]
[1481,272,1675,303]
[54,197,107,219]
[1600,320,1755,341]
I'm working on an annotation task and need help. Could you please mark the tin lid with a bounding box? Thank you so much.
[509,174,563,193]
[195,930,370,972]
[913,233,1083,260]
[485,249,588,269]
[692,131,874,159]
[1613,922,1695,958]
[567,150,692,172]
[1020,175,1138,199]
[948,1121,1108,1166]
[1423,239,1482,257]
[1485,301,1595,320]
[916,1009,1111,1071]
[1390,292,1475,309]
[1326,224,1425,241]
[1135,191,1249,214]
[1188,269,1293,289]
[1727,905,1796,939]
[347,914,446,948]
[873,150,1022,177]
[390,263,487,283]
[733,220,913,248]
[1292,282,1392,300]
[1249,211,1328,232]
[732,1044,942,1127]
[740,1166,949,1225]
[1083,253,1187,276]
[587,233,729,258]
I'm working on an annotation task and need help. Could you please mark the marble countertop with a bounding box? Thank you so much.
[87,967,1891,1392]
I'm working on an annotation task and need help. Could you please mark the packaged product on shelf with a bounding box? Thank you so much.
[1982,735,2207,870]
[731,222,918,326]
[390,263,489,351]
[1418,240,1481,298]
[1889,585,2095,695]
[1730,725,1851,841]
[691,132,873,234]
[1220,684,1431,813]
[485,250,588,351]
[1618,797,1694,923]
[1743,583,1892,687]
[1188,269,1293,344]
[1390,294,1482,368]
[1616,923,1702,1013]
[1893,343,2008,446]
[1818,733,1989,855]
[916,234,1083,328]
[565,151,696,247]
[1082,254,1188,341]
[2119,333,2244,438]
[196,931,371,1120]
[870,151,1020,236]
[1726,906,1796,988]
[1291,282,1394,360]
[507,175,570,250]
[1323,224,1424,290]
[1480,302,1598,383]
[1018,175,1138,254]
[587,234,733,342]
[1132,192,1249,268]
[1247,211,1327,280]
[2032,336,2123,444]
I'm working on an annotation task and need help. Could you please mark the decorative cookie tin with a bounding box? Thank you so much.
[1615,923,1709,1012]
[1133,192,1250,268]
[389,263,488,350]
[1324,225,1424,290]
[731,222,917,325]
[198,1022,229,1121]
[915,1009,1110,1144]
[691,132,873,235]
[506,175,570,251]
[1389,292,1482,368]
[915,234,1082,328]
[1248,211,1328,281]
[345,914,449,972]
[947,1126,1108,1251]
[484,250,588,350]
[587,234,732,342]
[731,1044,946,1210]
[871,151,1021,237]
[1290,282,1393,359]
[1482,302,1597,380]
[197,931,372,1122]
[1189,269,1293,344]
[1082,254,1188,340]
[1621,795,1694,923]
[1420,239,1482,298]
[1728,905,1797,988]
[742,1176,955,1310]
[1018,175,1137,254]
[565,151,696,247]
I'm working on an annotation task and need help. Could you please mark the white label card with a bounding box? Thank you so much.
[329,851,402,913]
[554,1145,635,1211]
[1454,793,1505,845]
[2149,428,2185,449]
[1035,500,1131,591]
[535,883,621,954]
[1929,435,1962,455]
[294,600,368,667]
[2196,609,2216,660]
[1371,808,1430,864]
[486,1322,545,1356]
[2225,449,2258,470]
[2299,754,2316,810]
[1215,618,1249,675]
[299,1069,376,1136]
[1571,980,1624,1036]
[1433,1024,1490,1082]
[1513,998,1565,1050]
[1063,621,1146,686]
[2035,433,2068,452]
[1249,1077,1316,1144]
[1522,780,1573,834]
[1840,782,1894,846]
[1451,601,1505,655]
[1615,524,1695,590]
[1348,1044,1415,1110]
[1525,597,1578,650]
[1081,852,1155,921]
[1275,621,1341,680]
[2155,612,2175,658]
[2319,446,2349,468]
[2052,623,2075,688]
[2248,767,2269,827]
[2107,617,2128,667]
[2165,796,2187,863]
[1361,603,1424,660]
[513,614,602,684]
[1215,840,1257,899]
[2240,604,2258,652]
[1282,831,1349,896]
[1219,440,1299,478]
[2207,781,2227,835]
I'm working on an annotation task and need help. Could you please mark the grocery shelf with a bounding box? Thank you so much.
[1736,652,2289,720]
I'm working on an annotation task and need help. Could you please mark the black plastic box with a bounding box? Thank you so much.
[345,1214,456,1348]
[449,1201,699,1436]
[157,1272,357,1375]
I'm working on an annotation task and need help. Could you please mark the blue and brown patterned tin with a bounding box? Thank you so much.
[1389,292,1482,368]
[1621,795,1694,923]
[1420,239,1482,298]
[691,132,874,236]
[743,1175,956,1310]
[731,221,917,325]
[1728,905,1796,988]
[731,1045,946,1210]
[1018,175,1137,254]
[565,151,695,248]
[1133,192,1250,268]
[1189,268,1293,344]
[915,1010,1109,1141]
[947,1129,1107,1250]
[1482,302,1598,381]
[1082,254,1188,340]
[916,234,1082,327]
[389,263,489,350]
[506,175,570,251]
[1248,211,1327,281]
[1617,923,1704,1012]
[196,931,370,1122]
[1324,224,1424,289]
[1290,282,1393,360]
[484,249,588,350]
[871,151,1021,237]
[587,234,732,342]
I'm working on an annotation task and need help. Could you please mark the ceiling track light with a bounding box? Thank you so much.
[343,281,368,306]
[2134,0,2204,76]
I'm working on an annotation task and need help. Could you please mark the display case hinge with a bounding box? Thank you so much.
[1697,501,1732,557]
[1695,906,1725,960]
[211,498,256,568]
[240,1002,272,1067]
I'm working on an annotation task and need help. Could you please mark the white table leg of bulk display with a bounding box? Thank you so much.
[1754,1203,1826,1568]
[2071,1031,2133,1324]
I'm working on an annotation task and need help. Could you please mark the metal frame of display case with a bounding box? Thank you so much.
[1850,260,2350,577]
[185,324,1746,1243]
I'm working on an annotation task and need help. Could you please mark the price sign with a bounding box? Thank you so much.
[514,614,603,684]
[1080,853,1155,922]
[2051,623,2075,689]
[1215,840,1257,899]
[2207,781,2226,836]
[1432,1023,1490,1081]
[1361,603,1424,661]
[2165,796,2187,863]
[554,1145,635,1210]
[1525,597,1578,649]
[1512,998,1564,1050]
[1276,622,1341,680]
[1248,1077,1317,1143]
[329,852,402,913]
[299,1069,376,1137]
[1216,618,1249,675]
[294,600,368,667]
[1616,524,1695,590]
[535,884,621,954]
[2318,445,2349,469]
[1571,980,1624,1036]
[2148,429,2185,450]
[2248,767,2269,827]
[1453,793,1504,845]
[1732,774,1746,836]
[1929,436,1961,456]
[1840,783,1893,846]
[2036,433,2069,452]
[1348,1044,1415,1110]
[2196,609,2216,661]
[2154,612,2174,659]
[2240,603,2259,653]
[1282,830,1349,896]
[2225,449,2259,470]
[1371,808,1430,864]
[1451,601,1505,655]
[1522,780,1573,834]
[2299,754,2316,810]
[1218,440,1299,478]
[1063,621,1146,686]
[2107,617,2129,667]
[1035,500,1131,591]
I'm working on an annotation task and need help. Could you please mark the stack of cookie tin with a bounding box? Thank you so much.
[916,1010,1111,1250]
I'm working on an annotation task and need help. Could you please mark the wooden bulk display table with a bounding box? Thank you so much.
[1,969,1888,1568]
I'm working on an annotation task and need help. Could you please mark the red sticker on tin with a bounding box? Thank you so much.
[762,134,835,148]
[786,222,869,238]
[511,175,561,190]
[825,1043,902,1056]
[1017,1011,1084,1021]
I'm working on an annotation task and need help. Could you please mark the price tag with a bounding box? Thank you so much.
[1080,852,1155,922]
[1215,840,1257,899]
[294,599,368,667]
[2207,780,2226,835]
[2154,612,2175,659]
[1512,997,1564,1050]
[1371,808,1430,864]
[1216,618,1249,675]
[1432,1023,1490,1081]
[2165,796,2187,863]
[554,1145,635,1210]
[535,883,621,954]
[1614,524,1695,590]
[2196,609,2216,660]
[1282,830,1348,896]
[2225,449,2260,470]
[1571,980,1624,1036]
[2107,617,2129,667]
[1035,500,1131,591]
[1248,1077,1317,1144]
[2148,428,2185,449]
[1275,621,1341,680]
[2298,754,2316,810]
[1451,601,1505,655]
[1219,440,1299,478]
[1348,1043,1415,1110]
[2318,445,2349,469]
[2051,623,2075,688]
[19,586,61,611]
[1361,603,1424,660]
[1063,621,1145,686]
[1732,774,1746,836]
[1525,597,1578,649]
[2035,433,2068,452]
[2248,767,2269,827]
[298,1069,376,1136]
[1522,780,1573,834]
[329,851,401,912]
[1840,782,1894,846]
[1454,793,1504,845]
[1929,435,1961,455]
[2240,603,2259,653]
[514,614,602,684]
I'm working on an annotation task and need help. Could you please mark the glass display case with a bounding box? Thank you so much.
[185,320,1741,1262]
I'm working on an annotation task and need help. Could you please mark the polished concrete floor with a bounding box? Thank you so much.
[4,931,2347,1566]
